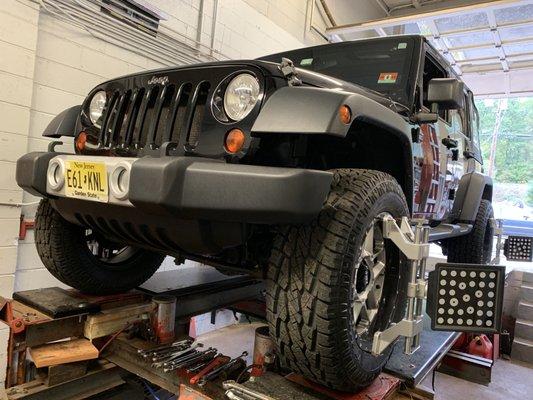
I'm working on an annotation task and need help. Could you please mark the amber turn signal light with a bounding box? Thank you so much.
[339,105,352,125]
[224,129,245,153]
[75,131,87,152]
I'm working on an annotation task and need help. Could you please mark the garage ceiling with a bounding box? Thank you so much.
[325,0,533,98]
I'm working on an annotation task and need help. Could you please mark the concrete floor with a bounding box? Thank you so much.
[199,323,533,400]
[429,359,533,400]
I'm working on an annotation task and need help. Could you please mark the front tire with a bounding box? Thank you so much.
[35,199,164,294]
[266,169,409,391]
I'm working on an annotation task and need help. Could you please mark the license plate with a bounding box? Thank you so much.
[65,161,108,202]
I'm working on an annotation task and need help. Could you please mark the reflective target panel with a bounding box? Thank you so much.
[427,263,505,333]
[504,236,532,262]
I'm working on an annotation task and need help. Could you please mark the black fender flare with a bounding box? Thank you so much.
[251,86,415,209]
[251,86,412,139]
[43,105,81,138]
[451,172,493,223]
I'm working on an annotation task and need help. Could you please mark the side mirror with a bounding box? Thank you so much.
[427,78,465,111]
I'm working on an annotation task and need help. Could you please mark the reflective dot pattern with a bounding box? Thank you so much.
[433,264,503,332]
[504,236,532,261]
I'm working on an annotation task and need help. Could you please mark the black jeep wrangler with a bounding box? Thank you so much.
[16,35,493,391]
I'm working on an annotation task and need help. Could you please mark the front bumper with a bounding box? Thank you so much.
[16,152,332,225]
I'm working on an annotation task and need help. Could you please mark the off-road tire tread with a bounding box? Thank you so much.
[447,199,493,264]
[266,169,409,391]
[35,199,164,294]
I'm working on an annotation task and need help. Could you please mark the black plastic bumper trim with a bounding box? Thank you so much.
[16,152,333,225]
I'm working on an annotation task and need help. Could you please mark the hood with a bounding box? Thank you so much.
[98,59,285,86]
[291,67,405,112]
[101,59,403,111]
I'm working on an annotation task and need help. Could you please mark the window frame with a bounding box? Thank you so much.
[420,44,451,125]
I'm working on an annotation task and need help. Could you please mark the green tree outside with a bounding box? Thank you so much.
[476,98,533,188]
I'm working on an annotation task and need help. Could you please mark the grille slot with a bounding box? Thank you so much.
[147,84,169,147]
[187,81,210,148]
[166,82,192,143]
[124,88,145,146]
[134,86,160,148]
[94,75,221,151]
[108,91,131,146]
[100,92,119,143]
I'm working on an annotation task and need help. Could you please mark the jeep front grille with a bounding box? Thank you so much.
[99,80,210,150]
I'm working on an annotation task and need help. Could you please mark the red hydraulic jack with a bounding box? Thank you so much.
[286,374,400,400]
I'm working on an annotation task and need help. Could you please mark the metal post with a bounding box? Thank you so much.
[404,222,424,354]
[492,219,503,265]
[412,226,430,349]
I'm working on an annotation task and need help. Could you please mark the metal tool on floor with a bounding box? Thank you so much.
[161,347,212,368]
[151,341,204,368]
[223,380,275,400]
[138,339,193,358]
[198,351,248,386]
[189,355,231,384]
[162,348,218,372]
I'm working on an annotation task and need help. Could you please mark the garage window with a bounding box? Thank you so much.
[101,0,162,35]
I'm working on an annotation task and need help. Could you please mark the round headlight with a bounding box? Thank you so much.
[89,90,107,127]
[223,74,260,121]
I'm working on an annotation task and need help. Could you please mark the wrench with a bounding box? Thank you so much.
[189,355,230,384]
[198,351,248,386]
[163,348,217,372]
[138,339,192,357]
[223,381,276,400]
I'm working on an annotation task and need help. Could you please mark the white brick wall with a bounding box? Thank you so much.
[0,0,39,300]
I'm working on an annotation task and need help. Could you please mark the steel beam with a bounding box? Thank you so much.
[427,18,533,37]
[449,35,533,52]
[462,59,533,72]
[326,0,533,36]
[374,0,391,15]
[454,51,533,64]
[486,8,510,72]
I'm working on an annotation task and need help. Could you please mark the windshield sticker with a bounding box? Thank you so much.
[398,42,407,49]
[300,58,313,66]
[378,72,398,84]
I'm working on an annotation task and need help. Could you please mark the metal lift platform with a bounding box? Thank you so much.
[1,266,457,400]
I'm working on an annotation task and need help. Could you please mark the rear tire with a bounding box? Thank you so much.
[35,199,164,294]
[447,199,494,264]
[266,169,409,391]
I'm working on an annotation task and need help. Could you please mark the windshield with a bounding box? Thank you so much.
[260,37,417,106]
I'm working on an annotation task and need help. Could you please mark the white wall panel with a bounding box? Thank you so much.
[0,41,36,79]
[0,102,30,136]
[0,132,28,163]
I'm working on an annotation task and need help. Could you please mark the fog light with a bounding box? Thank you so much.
[47,159,65,190]
[109,163,131,200]
[76,131,87,152]
[339,105,352,125]
[224,129,245,154]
